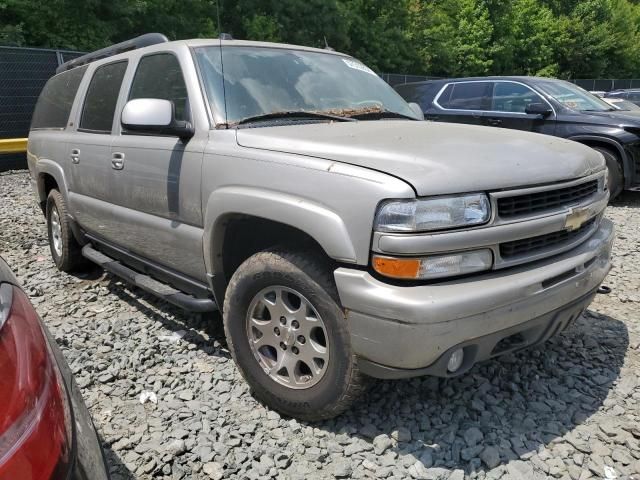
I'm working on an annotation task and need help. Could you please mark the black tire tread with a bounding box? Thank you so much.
[223,248,368,421]
[592,146,624,200]
[46,189,86,272]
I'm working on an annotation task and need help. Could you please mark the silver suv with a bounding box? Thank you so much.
[28,34,614,420]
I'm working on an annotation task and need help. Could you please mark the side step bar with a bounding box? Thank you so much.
[82,245,217,313]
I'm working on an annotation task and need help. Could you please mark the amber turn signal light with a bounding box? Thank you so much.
[372,255,421,279]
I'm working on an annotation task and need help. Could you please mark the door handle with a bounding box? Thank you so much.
[70,149,80,164]
[487,118,502,126]
[425,115,440,121]
[111,152,125,170]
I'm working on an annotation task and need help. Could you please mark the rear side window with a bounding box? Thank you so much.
[129,53,189,122]
[80,61,128,133]
[438,82,492,110]
[31,66,87,130]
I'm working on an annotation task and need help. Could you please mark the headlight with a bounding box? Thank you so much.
[372,250,493,280]
[374,194,490,233]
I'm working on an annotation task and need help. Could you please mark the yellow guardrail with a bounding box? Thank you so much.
[0,138,28,154]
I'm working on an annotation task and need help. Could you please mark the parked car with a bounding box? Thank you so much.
[590,90,607,97]
[395,76,640,198]
[0,257,109,479]
[605,88,640,106]
[602,97,640,111]
[28,35,613,420]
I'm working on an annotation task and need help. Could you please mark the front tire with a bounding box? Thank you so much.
[223,249,367,421]
[593,146,624,200]
[46,189,86,272]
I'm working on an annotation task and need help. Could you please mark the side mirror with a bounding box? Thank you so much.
[408,102,425,120]
[121,98,194,140]
[525,103,553,117]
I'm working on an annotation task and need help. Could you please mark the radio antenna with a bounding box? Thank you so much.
[216,0,229,127]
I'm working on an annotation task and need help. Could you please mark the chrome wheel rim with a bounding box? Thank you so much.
[50,207,63,257]
[246,286,329,389]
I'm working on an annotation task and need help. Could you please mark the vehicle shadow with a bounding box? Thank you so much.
[103,274,229,357]
[102,440,137,480]
[611,190,640,207]
[316,310,628,476]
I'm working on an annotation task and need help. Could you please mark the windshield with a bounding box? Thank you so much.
[194,46,418,125]
[537,81,615,112]
[605,98,640,111]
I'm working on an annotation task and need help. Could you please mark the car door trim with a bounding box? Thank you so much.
[433,80,556,117]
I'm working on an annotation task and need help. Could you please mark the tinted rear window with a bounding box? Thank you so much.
[395,82,440,110]
[80,61,128,133]
[438,82,492,110]
[30,66,87,130]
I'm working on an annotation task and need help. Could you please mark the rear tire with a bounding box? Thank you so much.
[592,146,624,200]
[46,189,86,272]
[223,248,367,421]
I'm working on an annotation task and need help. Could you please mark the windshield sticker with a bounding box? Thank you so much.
[342,58,377,76]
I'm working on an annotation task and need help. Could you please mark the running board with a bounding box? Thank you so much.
[82,245,217,313]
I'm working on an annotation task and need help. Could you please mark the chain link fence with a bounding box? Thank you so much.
[380,73,440,86]
[0,46,83,169]
[571,78,640,92]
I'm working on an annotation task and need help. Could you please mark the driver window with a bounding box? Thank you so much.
[129,53,189,122]
[491,82,544,113]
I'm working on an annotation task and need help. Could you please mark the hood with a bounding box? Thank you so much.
[571,109,640,125]
[236,121,604,196]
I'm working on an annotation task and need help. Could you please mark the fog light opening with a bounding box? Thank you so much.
[447,348,464,373]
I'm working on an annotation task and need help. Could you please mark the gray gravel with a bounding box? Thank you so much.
[1,170,640,480]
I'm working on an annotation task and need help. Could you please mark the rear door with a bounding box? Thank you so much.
[108,52,206,280]
[431,81,492,126]
[483,81,556,134]
[67,60,128,237]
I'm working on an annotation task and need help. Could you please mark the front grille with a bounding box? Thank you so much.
[498,180,598,218]
[500,218,596,258]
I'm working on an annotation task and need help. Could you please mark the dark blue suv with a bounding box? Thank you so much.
[396,76,640,198]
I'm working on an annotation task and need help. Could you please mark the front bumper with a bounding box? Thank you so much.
[334,218,614,378]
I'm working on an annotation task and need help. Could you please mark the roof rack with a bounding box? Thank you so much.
[56,33,169,74]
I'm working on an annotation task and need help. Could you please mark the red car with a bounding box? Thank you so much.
[0,257,109,480]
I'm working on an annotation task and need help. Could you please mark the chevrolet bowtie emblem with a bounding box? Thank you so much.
[564,207,590,231]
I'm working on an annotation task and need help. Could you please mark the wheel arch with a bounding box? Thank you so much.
[568,135,630,187]
[203,187,358,304]
[35,159,70,214]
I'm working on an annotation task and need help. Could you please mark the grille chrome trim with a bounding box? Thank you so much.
[497,180,598,218]
[500,218,597,259]
[489,171,605,225]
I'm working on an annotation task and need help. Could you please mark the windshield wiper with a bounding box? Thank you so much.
[347,110,419,121]
[235,110,356,126]
[581,108,616,112]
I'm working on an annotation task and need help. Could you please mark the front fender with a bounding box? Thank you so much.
[202,186,357,274]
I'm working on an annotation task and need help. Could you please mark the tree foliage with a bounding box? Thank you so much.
[2,0,640,78]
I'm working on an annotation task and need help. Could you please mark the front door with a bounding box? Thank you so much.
[67,60,128,239]
[109,52,206,281]
[483,81,556,135]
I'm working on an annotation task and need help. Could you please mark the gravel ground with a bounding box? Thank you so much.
[1,170,640,480]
